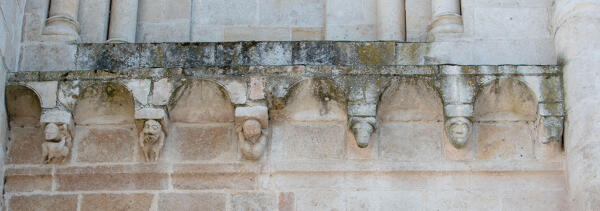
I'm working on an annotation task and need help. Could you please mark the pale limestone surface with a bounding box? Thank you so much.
[1,0,597,209]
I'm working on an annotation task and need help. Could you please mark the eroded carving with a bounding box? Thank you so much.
[351,117,376,148]
[540,117,564,144]
[445,117,472,149]
[237,119,268,160]
[139,119,165,162]
[42,123,72,164]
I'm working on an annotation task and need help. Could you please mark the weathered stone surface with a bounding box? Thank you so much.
[4,168,52,193]
[74,83,135,125]
[168,80,234,123]
[56,166,169,191]
[475,78,538,121]
[151,78,173,105]
[76,43,140,70]
[476,122,535,160]
[166,124,236,161]
[379,122,444,161]
[378,78,443,122]
[250,77,266,100]
[159,193,227,210]
[236,42,292,65]
[9,195,78,211]
[232,192,278,211]
[172,173,257,190]
[81,194,154,211]
[74,126,139,163]
[293,42,334,65]
[271,123,346,160]
[7,127,43,164]
[6,85,41,127]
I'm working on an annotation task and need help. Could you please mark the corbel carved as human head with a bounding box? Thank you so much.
[445,117,472,149]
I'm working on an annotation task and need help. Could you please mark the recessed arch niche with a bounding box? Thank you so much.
[271,79,348,161]
[165,80,236,161]
[5,85,43,164]
[474,78,538,160]
[73,82,138,163]
[376,78,444,161]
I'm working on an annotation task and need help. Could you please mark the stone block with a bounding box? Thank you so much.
[165,124,236,161]
[192,0,257,25]
[191,25,225,42]
[334,42,395,65]
[379,122,444,161]
[474,7,551,39]
[326,0,376,26]
[40,110,72,124]
[76,43,140,70]
[7,127,43,164]
[123,79,151,105]
[405,0,431,42]
[475,122,535,160]
[236,42,292,65]
[139,43,166,68]
[271,123,346,160]
[172,173,257,190]
[74,126,140,163]
[396,43,427,65]
[232,192,278,211]
[164,43,215,68]
[293,42,334,65]
[4,168,52,193]
[325,24,377,41]
[159,193,227,210]
[9,195,78,211]
[81,194,154,211]
[279,192,295,211]
[259,0,323,27]
[136,21,190,42]
[26,81,58,108]
[250,77,266,100]
[470,39,557,65]
[135,108,167,120]
[292,28,323,40]
[151,78,173,105]
[502,190,567,211]
[222,79,247,105]
[20,43,77,71]
[215,42,240,66]
[56,165,169,191]
[445,104,474,117]
[296,190,345,211]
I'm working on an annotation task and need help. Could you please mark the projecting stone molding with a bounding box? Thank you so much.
[6,64,563,165]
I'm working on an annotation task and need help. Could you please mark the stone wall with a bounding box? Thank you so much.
[0,0,27,208]
[3,43,567,209]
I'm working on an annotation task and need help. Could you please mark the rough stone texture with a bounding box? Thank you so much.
[55,165,169,191]
[168,80,234,123]
[7,127,43,164]
[74,83,135,125]
[166,124,236,161]
[9,195,78,211]
[271,123,347,160]
[4,168,52,193]
[81,194,154,211]
[159,193,227,210]
[232,192,278,211]
[74,126,140,163]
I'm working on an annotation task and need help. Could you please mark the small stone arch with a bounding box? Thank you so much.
[474,78,538,160]
[168,80,234,123]
[271,78,348,161]
[165,80,236,161]
[74,82,135,125]
[5,85,43,164]
[280,78,348,121]
[376,78,444,161]
[72,82,138,163]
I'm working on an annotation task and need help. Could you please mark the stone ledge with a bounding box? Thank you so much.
[8,65,560,82]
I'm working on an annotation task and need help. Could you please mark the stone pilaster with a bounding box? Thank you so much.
[376,0,405,41]
[107,0,139,43]
[554,0,600,209]
[43,0,80,40]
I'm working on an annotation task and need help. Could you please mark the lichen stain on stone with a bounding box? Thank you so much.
[358,43,394,65]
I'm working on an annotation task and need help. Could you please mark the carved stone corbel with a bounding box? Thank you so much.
[444,104,473,149]
[350,117,377,148]
[135,108,168,162]
[235,106,269,160]
[40,110,73,164]
[538,103,565,144]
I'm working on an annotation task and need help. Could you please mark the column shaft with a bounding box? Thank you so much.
[376,0,405,41]
[107,0,139,43]
[44,0,81,39]
[554,0,600,209]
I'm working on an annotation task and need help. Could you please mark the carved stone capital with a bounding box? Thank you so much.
[539,116,564,144]
[135,108,168,162]
[235,106,269,160]
[40,110,73,164]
